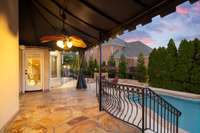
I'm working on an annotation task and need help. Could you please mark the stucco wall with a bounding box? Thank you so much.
[0,0,19,129]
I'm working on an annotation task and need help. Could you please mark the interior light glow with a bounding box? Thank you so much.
[56,40,64,48]
[67,41,73,48]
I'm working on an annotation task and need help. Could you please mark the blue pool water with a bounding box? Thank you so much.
[161,94,200,133]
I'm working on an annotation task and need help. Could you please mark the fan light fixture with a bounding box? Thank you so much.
[56,40,64,48]
[67,41,73,48]
[56,39,73,49]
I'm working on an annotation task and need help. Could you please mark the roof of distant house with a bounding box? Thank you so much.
[102,38,127,47]
[113,41,152,58]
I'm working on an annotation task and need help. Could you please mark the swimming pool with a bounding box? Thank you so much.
[160,94,200,133]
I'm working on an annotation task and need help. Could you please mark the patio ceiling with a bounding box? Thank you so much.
[19,0,197,50]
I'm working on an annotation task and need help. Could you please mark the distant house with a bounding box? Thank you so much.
[113,40,152,67]
[85,38,152,67]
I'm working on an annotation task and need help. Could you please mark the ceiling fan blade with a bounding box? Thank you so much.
[69,36,87,48]
[40,35,66,43]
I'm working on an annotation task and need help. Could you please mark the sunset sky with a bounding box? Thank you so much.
[119,0,200,48]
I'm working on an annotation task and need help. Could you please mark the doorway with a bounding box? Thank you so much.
[24,51,44,91]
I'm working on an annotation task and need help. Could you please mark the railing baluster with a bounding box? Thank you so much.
[164,105,166,133]
[173,110,175,133]
[149,91,152,129]
[176,112,179,133]
[145,89,148,129]
[157,98,159,133]
[161,100,163,133]
[170,110,172,133]
[142,88,145,133]
[98,79,181,133]
[167,105,169,133]
[153,94,155,132]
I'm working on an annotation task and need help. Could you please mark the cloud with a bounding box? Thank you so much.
[176,6,190,15]
[119,0,200,48]
[194,1,200,13]
[124,37,154,44]
[119,29,155,45]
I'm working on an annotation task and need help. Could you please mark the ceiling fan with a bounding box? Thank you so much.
[39,0,87,50]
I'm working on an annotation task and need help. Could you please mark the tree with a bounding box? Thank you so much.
[174,39,195,91]
[148,47,168,87]
[108,56,116,78]
[88,57,95,77]
[190,39,200,93]
[136,53,147,82]
[94,59,99,72]
[71,54,80,74]
[148,39,200,94]
[108,55,116,67]
[81,57,88,76]
[118,55,127,78]
[148,48,157,86]
[101,61,108,72]
[165,39,177,88]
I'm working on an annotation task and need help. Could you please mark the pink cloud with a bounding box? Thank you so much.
[124,37,154,45]
[194,1,200,13]
[176,6,190,15]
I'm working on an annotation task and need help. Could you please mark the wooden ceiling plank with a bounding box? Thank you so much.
[51,0,104,32]
[33,0,99,42]
[79,0,121,25]
[132,0,148,7]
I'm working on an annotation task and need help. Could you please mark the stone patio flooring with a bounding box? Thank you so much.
[3,80,141,133]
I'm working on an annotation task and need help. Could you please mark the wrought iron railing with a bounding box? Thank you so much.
[96,79,181,133]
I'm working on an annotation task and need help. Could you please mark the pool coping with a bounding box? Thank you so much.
[149,86,200,100]
[118,81,200,100]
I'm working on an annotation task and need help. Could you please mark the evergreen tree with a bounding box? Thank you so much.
[149,47,168,87]
[94,59,99,72]
[190,39,200,93]
[88,57,95,77]
[148,48,157,86]
[175,39,195,91]
[165,39,178,88]
[101,61,107,72]
[108,55,116,67]
[136,53,147,82]
[118,55,127,78]
[108,56,116,78]
[72,54,80,74]
[81,57,88,75]
[149,39,200,94]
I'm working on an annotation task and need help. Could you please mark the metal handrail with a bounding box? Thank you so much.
[96,79,181,133]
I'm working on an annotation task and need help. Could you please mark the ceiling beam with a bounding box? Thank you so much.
[132,0,148,7]
[79,0,121,25]
[107,0,172,36]
[33,0,99,43]
[51,0,104,32]
[32,2,57,32]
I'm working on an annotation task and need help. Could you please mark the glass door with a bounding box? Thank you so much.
[25,53,43,91]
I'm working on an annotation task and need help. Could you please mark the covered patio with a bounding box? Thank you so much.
[0,0,199,133]
[3,80,140,133]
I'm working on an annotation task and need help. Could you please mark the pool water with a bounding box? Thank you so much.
[161,94,200,133]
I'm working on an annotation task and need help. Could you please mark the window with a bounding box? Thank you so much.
[51,56,57,78]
